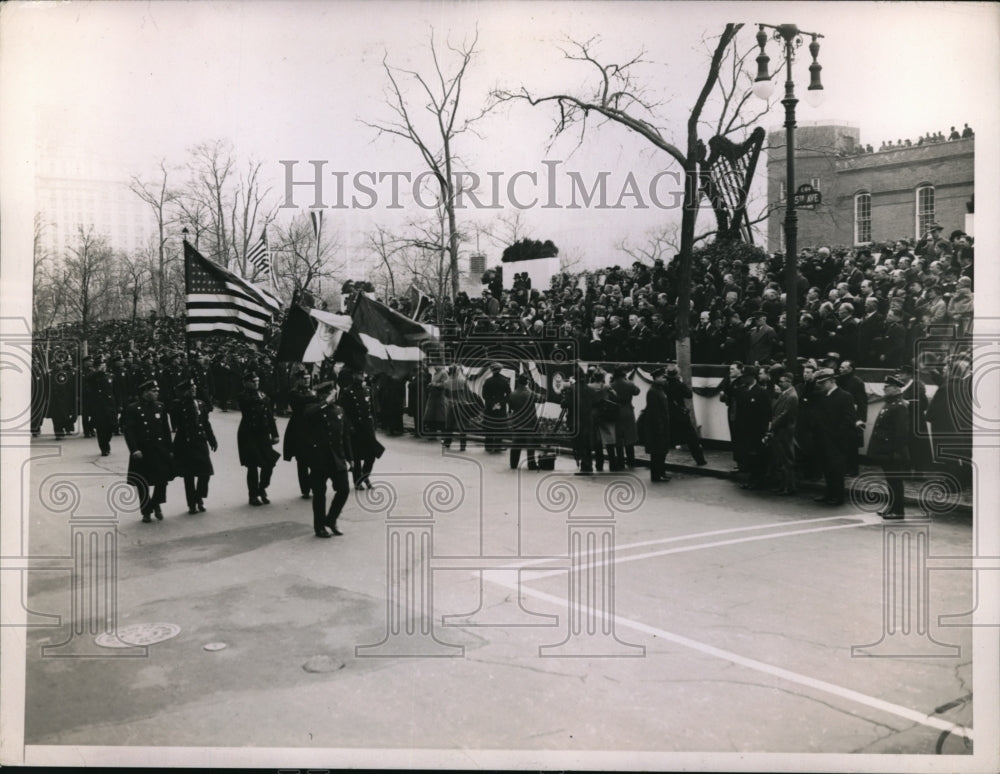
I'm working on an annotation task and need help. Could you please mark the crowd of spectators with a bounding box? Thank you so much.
[838,123,975,156]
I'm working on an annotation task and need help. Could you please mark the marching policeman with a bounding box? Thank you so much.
[80,355,96,438]
[304,381,353,538]
[123,379,174,522]
[481,362,511,453]
[337,368,384,490]
[88,356,120,456]
[283,370,320,499]
[867,375,911,519]
[170,378,218,514]
[48,358,78,439]
[238,371,280,506]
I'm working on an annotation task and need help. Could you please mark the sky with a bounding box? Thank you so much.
[2,0,998,276]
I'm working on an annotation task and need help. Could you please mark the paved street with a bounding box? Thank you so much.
[20,410,975,759]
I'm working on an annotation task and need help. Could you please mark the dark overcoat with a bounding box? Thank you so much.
[643,383,670,456]
[814,386,857,465]
[303,401,353,473]
[123,398,174,485]
[237,389,279,468]
[867,399,910,464]
[611,376,639,445]
[283,387,319,461]
[169,397,217,476]
[338,382,385,460]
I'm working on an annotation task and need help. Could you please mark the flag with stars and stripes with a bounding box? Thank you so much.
[184,242,281,343]
[246,229,270,273]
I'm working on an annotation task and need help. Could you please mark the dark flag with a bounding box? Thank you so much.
[350,293,438,377]
[184,242,281,342]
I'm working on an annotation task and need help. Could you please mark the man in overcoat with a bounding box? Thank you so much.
[304,381,353,537]
[238,371,280,506]
[836,359,869,476]
[664,365,708,466]
[867,375,911,519]
[88,356,120,456]
[283,370,319,498]
[507,373,539,470]
[123,379,174,522]
[736,366,773,490]
[337,369,385,489]
[170,378,218,514]
[813,368,857,506]
[610,366,640,468]
[481,362,511,453]
[766,369,799,494]
[643,367,671,482]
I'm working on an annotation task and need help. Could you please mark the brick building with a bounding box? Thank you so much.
[766,123,974,251]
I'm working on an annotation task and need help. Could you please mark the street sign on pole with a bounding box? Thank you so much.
[793,183,822,210]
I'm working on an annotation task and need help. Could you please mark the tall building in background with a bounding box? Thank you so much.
[766,122,974,251]
[34,104,156,258]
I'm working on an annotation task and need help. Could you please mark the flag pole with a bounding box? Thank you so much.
[182,228,191,354]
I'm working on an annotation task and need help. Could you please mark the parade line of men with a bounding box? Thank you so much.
[39,353,946,530]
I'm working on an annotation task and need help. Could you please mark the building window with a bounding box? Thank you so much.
[810,177,821,191]
[916,185,935,238]
[854,193,871,245]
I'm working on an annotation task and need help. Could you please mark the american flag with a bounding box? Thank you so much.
[185,242,281,342]
[246,230,270,273]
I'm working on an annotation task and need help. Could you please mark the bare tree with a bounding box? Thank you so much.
[617,224,680,266]
[365,224,407,301]
[361,28,488,300]
[129,160,178,315]
[32,214,70,334]
[271,211,346,301]
[63,225,115,353]
[494,25,769,380]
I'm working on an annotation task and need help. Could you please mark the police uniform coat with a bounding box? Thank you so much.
[283,386,319,462]
[47,366,78,425]
[664,377,698,446]
[733,382,771,462]
[482,372,512,418]
[337,381,385,460]
[88,370,120,425]
[507,385,538,434]
[169,396,217,476]
[303,401,353,472]
[123,398,175,484]
[237,389,280,468]
[867,398,910,463]
[561,379,594,449]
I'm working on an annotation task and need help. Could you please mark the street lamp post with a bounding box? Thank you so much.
[752,23,824,371]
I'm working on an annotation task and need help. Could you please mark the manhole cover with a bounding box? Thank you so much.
[203,642,228,652]
[302,655,345,673]
[95,622,181,648]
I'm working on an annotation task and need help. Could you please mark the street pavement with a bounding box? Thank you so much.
[17,410,977,763]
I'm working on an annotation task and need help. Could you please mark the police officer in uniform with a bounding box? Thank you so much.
[304,381,353,538]
[80,355,96,438]
[562,369,596,475]
[88,355,120,456]
[481,362,511,453]
[337,368,385,490]
[170,378,218,514]
[123,379,174,522]
[48,356,78,439]
[283,369,319,499]
[664,364,708,467]
[238,371,280,506]
[867,375,911,519]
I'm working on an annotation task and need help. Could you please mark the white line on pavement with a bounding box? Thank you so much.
[481,572,975,742]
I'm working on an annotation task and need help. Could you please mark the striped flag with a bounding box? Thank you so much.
[184,242,281,343]
[350,293,439,376]
[276,304,367,368]
[246,230,270,273]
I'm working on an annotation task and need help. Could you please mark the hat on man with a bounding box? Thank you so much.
[650,367,667,379]
[884,375,906,388]
[814,368,837,382]
[243,370,258,381]
[490,362,502,372]
[929,223,943,233]
[138,379,159,393]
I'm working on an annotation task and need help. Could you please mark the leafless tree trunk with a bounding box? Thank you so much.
[493,25,768,384]
[271,211,346,300]
[362,29,488,301]
[130,160,178,315]
[64,225,115,354]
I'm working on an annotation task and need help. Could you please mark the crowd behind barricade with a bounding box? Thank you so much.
[30,221,974,522]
